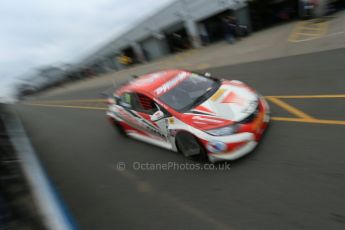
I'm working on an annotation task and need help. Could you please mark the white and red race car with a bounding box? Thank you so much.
[106,70,269,162]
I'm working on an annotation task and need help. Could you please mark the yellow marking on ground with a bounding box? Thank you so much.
[266,96,314,119]
[302,27,324,31]
[24,102,345,126]
[319,20,329,35]
[295,32,322,36]
[266,94,345,99]
[24,103,107,110]
[31,94,345,104]
[31,99,106,103]
[210,88,225,101]
[288,20,328,43]
[288,21,305,42]
[272,117,345,126]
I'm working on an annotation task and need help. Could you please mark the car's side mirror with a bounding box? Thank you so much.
[112,95,121,104]
[204,72,212,77]
[107,97,116,105]
[114,95,120,101]
[150,110,164,122]
[105,94,120,105]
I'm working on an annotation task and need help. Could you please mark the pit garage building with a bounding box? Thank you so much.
[71,0,330,77]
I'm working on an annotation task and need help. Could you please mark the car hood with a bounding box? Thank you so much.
[182,80,258,129]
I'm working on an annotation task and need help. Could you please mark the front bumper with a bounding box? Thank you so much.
[205,96,270,162]
[208,141,258,162]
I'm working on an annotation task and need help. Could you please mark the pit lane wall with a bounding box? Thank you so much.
[0,103,78,230]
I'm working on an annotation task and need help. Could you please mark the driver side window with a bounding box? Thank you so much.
[135,93,158,115]
[120,92,168,116]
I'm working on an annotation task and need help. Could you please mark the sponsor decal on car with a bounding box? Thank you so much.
[117,107,166,139]
[107,69,270,162]
[168,117,175,124]
[206,141,227,153]
[154,71,189,96]
[221,91,246,106]
[192,116,224,123]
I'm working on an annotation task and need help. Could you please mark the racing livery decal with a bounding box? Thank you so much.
[107,69,270,162]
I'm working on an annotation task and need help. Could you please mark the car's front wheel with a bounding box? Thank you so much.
[176,132,207,161]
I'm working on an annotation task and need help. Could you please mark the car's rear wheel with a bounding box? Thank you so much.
[176,132,207,161]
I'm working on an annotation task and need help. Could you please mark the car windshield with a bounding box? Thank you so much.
[159,73,221,112]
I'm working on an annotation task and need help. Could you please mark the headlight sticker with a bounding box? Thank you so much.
[206,141,227,153]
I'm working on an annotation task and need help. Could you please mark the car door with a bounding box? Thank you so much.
[132,93,170,141]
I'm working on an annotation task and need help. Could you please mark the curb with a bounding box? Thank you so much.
[1,104,78,230]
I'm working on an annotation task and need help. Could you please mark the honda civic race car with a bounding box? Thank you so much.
[106,70,270,162]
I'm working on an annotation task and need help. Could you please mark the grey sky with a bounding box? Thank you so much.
[0,0,174,100]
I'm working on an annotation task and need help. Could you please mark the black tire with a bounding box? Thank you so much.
[176,132,207,161]
[110,119,127,137]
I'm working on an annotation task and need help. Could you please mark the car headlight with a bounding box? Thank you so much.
[205,125,238,136]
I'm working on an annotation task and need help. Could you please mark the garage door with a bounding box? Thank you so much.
[140,37,169,61]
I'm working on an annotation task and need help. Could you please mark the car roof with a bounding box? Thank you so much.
[116,69,191,97]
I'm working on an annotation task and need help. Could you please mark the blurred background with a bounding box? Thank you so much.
[1,0,345,229]
[0,0,342,101]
